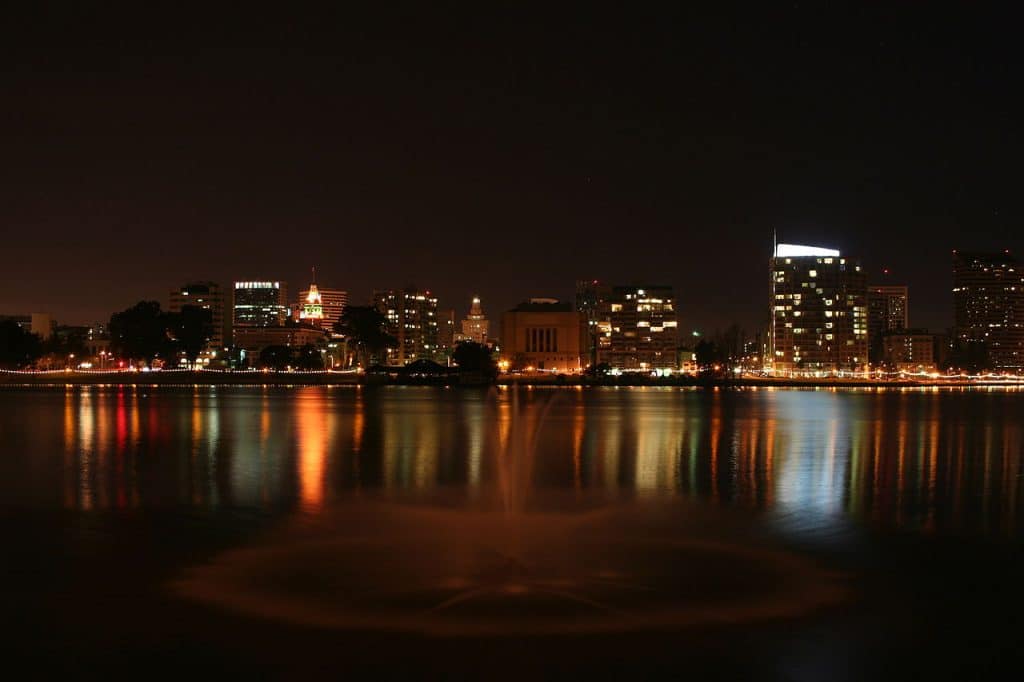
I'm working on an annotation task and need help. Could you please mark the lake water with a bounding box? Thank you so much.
[1,386,1022,679]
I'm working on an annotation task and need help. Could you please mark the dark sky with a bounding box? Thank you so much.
[2,6,1020,334]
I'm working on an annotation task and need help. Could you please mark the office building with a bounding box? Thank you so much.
[169,281,225,350]
[599,285,679,370]
[233,281,289,328]
[953,251,1024,368]
[867,284,908,363]
[374,287,440,364]
[500,299,584,372]
[769,243,869,373]
[460,296,489,344]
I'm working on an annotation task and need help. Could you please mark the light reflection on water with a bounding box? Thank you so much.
[2,385,1022,538]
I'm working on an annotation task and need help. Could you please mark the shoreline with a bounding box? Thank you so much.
[1,370,1022,389]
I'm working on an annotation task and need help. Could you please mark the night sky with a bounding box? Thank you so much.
[2,6,1020,335]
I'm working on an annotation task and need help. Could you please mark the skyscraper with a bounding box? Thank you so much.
[952,251,1024,368]
[233,281,289,328]
[460,296,489,344]
[374,287,440,364]
[169,281,224,350]
[867,284,908,363]
[769,244,868,373]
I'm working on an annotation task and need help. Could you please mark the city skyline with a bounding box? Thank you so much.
[3,7,1021,334]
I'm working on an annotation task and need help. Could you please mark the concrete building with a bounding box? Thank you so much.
[459,296,489,344]
[600,285,679,370]
[374,287,440,364]
[169,281,225,350]
[233,281,289,329]
[953,250,1024,369]
[769,243,869,373]
[867,284,908,363]
[500,299,584,372]
[883,329,936,371]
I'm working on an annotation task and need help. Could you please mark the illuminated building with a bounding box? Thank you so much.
[953,250,1024,368]
[294,269,347,332]
[500,299,584,372]
[169,281,225,350]
[867,284,908,363]
[882,329,936,371]
[233,281,289,329]
[459,296,489,344]
[599,285,678,370]
[769,243,868,373]
[373,287,440,364]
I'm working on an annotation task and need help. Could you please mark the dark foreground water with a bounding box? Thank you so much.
[1,385,1023,680]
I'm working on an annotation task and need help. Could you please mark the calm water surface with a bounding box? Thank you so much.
[1,386,1022,679]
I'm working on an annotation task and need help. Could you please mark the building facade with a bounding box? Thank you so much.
[296,286,347,332]
[233,281,289,329]
[373,287,440,364]
[769,244,869,373]
[952,251,1024,369]
[500,299,584,372]
[169,281,225,350]
[882,329,936,371]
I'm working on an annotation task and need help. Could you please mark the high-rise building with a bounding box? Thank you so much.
[169,281,225,350]
[373,287,440,364]
[437,308,456,355]
[953,250,1024,368]
[575,280,612,368]
[599,285,679,370]
[769,243,868,373]
[867,284,908,363]
[460,296,489,344]
[233,281,289,328]
[500,299,584,372]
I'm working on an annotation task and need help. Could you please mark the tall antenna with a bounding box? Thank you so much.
[311,266,317,285]
[772,227,777,258]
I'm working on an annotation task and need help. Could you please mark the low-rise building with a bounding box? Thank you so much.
[233,325,327,357]
[500,299,584,372]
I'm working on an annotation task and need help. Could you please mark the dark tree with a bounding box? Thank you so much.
[258,345,292,371]
[333,306,397,367]
[694,339,720,374]
[109,301,173,363]
[452,341,497,379]
[0,320,43,369]
[295,344,324,370]
[168,305,213,366]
